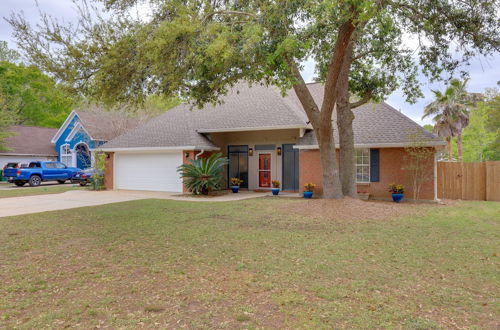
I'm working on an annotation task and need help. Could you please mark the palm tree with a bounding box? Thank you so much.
[423,79,472,161]
[177,152,229,195]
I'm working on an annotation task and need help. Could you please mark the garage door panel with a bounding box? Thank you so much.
[115,152,183,192]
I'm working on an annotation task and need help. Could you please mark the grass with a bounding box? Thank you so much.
[0,198,498,328]
[0,183,83,198]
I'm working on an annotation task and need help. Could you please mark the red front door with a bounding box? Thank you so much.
[259,153,271,187]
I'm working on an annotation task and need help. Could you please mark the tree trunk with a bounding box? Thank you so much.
[337,105,357,197]
[456,133,463,161]
[446,137,452,160]
[336,42,357,197]
[316,120,343,199]
[287,16,358,199]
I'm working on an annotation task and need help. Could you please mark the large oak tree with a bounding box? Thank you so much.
[8,0,500,198]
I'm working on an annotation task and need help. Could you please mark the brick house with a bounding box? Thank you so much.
[101,82,445,200]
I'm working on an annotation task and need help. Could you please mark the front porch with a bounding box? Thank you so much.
[60,142,94,169]
[201,128,302,192]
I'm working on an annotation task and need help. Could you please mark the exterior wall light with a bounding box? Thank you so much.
[185,151,190,158]
[277,147,282,156]
[248,147,254,156]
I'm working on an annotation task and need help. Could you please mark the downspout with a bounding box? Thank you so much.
[434,151,439,202]
[195,150,205,160]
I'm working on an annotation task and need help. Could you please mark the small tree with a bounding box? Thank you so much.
[403,136,436,201]
[90,151,107,190]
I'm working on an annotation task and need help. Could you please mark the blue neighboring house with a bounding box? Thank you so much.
[51,110,138,169]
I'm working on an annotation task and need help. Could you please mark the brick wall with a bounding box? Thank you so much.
[299,148,436,200]
[299,149,325,196]
[104,152,114,190]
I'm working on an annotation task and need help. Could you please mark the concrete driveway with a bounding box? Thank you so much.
[0,190,267,218]
[0,181,74,189]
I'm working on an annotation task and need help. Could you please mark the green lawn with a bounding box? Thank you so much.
[0,184,83,198]
[0,198,498,328]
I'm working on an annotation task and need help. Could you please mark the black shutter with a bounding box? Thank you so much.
[370,149,380,182]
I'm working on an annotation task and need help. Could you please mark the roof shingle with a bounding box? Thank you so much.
[1,126,57,156]
[103,82,443,150]
[75,110,140,141]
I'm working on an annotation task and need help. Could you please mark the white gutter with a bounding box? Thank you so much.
[195,149,205,159]
[294,141,447,149]
[65,122,95,142]
[51,110,77,143]
[0,153,58,157]
[197,125,308,133]
[100,146,220,152]
[434,151,439,201]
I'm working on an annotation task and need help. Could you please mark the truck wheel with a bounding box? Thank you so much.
[57,180,66,184]
[14,181,25,187]
[29,175,42,187]
[79,181,88,187]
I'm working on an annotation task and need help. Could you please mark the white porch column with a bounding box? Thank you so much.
[71,150,77,168]
[434,152,438,201]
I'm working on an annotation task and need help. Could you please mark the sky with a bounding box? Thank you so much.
[1,0,499,126]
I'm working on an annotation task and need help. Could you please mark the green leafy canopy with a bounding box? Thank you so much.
[7,0,500,106]
[0,60,77,128]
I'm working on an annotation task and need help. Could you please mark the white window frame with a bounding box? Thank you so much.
[60,144,73,167]
[355,148,370,183]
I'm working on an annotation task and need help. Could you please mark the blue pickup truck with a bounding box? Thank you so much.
[3,161,80,187]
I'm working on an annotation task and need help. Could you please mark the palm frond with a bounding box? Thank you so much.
[177,152,228,195]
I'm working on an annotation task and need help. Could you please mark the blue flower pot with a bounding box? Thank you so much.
[392,193,404,203]
[231,186,240,193]
[303,191,313,199]
[271,188,280,195]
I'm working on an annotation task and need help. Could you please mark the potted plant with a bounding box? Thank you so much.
[271,180,280,195]
[230,177,243,193]
[303,183,316,198]
[357,190,370,200]
[388,183,405,202]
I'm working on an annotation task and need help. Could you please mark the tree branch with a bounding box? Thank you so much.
[286,57,321,126]
[349,91,373,109]
[352,48,378,62]
[320,17,358,120]
[203,10,257,23]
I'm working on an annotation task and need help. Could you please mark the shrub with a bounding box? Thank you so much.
[177,153,228,195]
[272,180,280,188]
[90,151,106,190]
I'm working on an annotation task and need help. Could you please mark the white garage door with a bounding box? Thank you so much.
[114,152,183,192]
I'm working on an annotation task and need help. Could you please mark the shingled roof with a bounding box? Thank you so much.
[103,82,308,150]
[101,108,220,150]
[1,126,57,156]
[103,82,444,150]
[74,110,140,141]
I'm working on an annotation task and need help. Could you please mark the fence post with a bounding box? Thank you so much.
[460,161,465,200]
[486,161,490,201]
